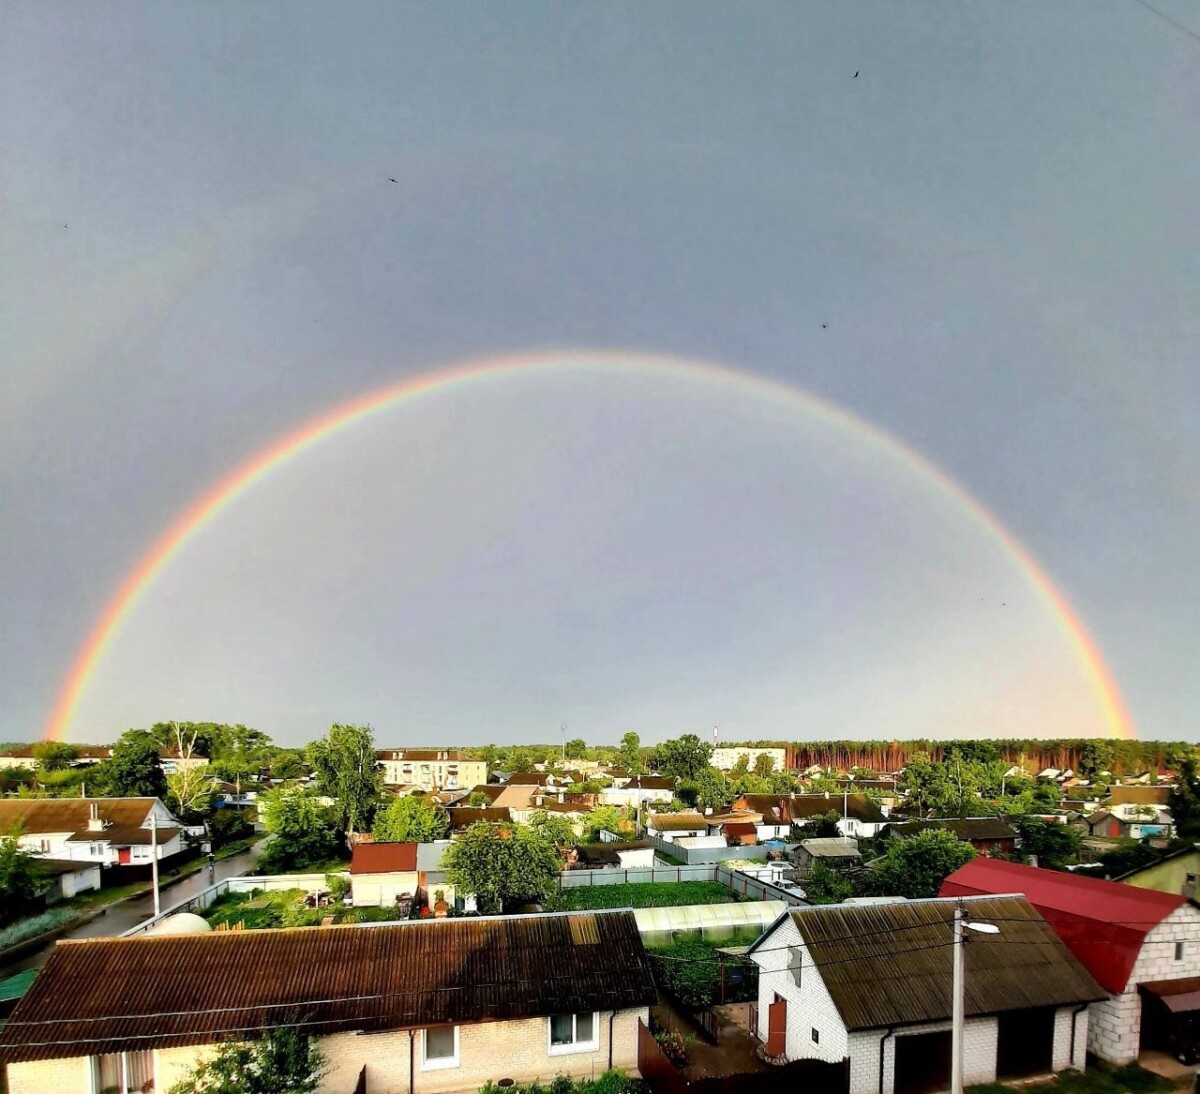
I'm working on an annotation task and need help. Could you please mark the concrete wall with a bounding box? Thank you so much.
[1089,903,1200,1063]
[1120,852,1200,900]
[7,1009,647,1094]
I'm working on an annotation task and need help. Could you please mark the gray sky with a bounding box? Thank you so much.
[2,1,1197,747]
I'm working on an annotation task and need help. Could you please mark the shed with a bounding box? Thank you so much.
[349,841,419,907]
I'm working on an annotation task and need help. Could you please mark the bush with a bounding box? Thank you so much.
[653,1030,688,1067]
[478,1071,638,1094]
[648,936,758,1008]
[325,873,349,902]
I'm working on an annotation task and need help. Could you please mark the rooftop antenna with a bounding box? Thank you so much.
[713,723,719,748]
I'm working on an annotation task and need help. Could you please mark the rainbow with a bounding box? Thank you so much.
[45,350,1137,741]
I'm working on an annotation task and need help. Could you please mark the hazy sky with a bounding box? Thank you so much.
[2,2,1197,747]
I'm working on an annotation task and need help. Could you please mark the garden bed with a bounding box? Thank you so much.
[550,881,738,911]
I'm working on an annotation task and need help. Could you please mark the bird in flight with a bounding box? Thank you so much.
[854,71,859,78]
[388,177,398,183]
[822,323,828,329]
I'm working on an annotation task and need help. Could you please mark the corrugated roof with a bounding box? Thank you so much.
[647,813,706,831]
[1106,786,1171,807]
[752,897,1104,1031]
[886,818,1017,842]
[67,825,179,846]
[0,798,163,835]
[739,794,886,824]
[446,807,513,830]
[0,912,655,1063]
[941,857,1187,993]
[350,842,418,875]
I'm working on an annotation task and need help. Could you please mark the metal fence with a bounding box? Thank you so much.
[645,831,771,865]
[715,866,807,906]
[557,864,716,889]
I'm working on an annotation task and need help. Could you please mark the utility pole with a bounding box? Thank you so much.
[951,905,999,1094]
[150,812,161,917]
[561,723,567,766]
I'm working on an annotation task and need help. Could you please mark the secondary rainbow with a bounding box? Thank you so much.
[45,350,1138,742]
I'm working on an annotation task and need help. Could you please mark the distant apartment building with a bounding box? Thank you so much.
[376,749,487,791]
[710,746,786,773]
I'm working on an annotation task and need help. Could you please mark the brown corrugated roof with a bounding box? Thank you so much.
[0,912,656,1063]
[886,818,1017,842]
[647,813,706,832]
[350,842,418,874]
[0,798,163,836]
[750,896,1104,1031]
[67,825,179,846]
[446,807,513,830]
[1106,786,1171,807]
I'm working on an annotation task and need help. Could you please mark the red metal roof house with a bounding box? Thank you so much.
[941,857,1200,1064]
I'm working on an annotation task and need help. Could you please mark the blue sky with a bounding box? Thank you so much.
[2,2,1197,745]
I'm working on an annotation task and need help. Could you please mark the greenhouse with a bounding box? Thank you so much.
[633,899,786,948]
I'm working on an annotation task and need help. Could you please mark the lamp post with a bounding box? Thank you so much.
[952,907,999,1094]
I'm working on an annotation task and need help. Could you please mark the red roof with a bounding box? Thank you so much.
[724,822,758,836]
[940,858,1186,993]
[349,842,418,875]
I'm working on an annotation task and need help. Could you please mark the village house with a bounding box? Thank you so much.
[881,817,1018,857]
[942,856,1200,1064]
[600,774,676,811]
[569,841,655,869]
[376,749,488,792]
[0,745,111,771]
[0,911,655,1094]
[349,842,419,908]
[29,859,102,903]
[445,806,514,833]
[747,896,1105,1094]
[705,810,763,845]
[791,837,861,877]
[1115,845,1200,900]
[732,792,888,838]
[0,798,190,873]
[644,811,707,842]
[1085,802,1174,841]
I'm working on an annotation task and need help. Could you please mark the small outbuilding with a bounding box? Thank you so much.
[349,841,419,907]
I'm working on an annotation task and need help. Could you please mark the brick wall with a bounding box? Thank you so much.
[1052,1005,1089,1071]
[5,1009,645,1094]
[1089,903,1200,1064]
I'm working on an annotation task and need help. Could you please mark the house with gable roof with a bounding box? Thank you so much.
[942,856,1200,1063]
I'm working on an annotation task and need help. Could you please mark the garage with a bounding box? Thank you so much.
[894,1030,951,1094]
[997,1006,1055,1079]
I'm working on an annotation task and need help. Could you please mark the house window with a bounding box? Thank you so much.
[1176,942,1186,962]
[91,1050,154,1093]
[811,1028,820,1044]
[422,1026,460,1070]
[39,839,51,853]
[549,1011,599,1054]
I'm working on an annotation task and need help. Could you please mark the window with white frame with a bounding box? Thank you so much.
[548,1011,598,1054]
[90,1050,154,1093]
[422,1025,460,1070]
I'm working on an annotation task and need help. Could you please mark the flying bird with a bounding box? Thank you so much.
[822,323,828,329]
[854,71,859,78]
[388,177,398,183]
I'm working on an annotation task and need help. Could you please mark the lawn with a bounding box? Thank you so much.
[550,881,738,911]
[968,1062,1173,1094]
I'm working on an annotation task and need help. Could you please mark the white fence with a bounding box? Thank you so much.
[556,863,716,889]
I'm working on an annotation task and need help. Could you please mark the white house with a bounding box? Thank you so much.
[600,775,676,811]
[943,856,1200,1064]
[747,896,1105,1094]
[348,842,419,908]
[0,798,186,869]
[0,911,655,1094]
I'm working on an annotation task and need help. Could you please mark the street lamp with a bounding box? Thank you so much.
[952,907,1000,1094]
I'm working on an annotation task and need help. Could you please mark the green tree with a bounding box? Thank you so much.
[466,790,493,807]
[730,754,750,778]
[654,734,714,781]
[307,724,382,840]
[797,810,842,839]
[564,738,588,760]
[581,804,626,843]
[167,1027,324,1094]
[98,732,167,798]
[0,836,40,926]
[372,795,450,843]
[1015,817,1081,871]
[30,741,80,771]
[618,732,643,774]
[529,809,579,849]
[678,767,727,811]
[803,861,855,905]
[753,752,776,777]
[259,787,343,872]
[444,821,561,913]
[868,829,975,900]
[1168,760,1200,838]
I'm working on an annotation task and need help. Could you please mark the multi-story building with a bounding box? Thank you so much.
[710,746,786,773]
[376,749,487,791]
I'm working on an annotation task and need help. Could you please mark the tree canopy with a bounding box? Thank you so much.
[618,732,643,774]
[444,821,561,913]
[98,731,167,799]
[167,1027,324,1094]
[372,794,450,843]
[868,829,975,899]
[654,734,714,781]
[307,723,382,839]
[259,787,343,873]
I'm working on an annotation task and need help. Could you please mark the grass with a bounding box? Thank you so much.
[203,888,407,930]
[968,1061,1174,1094]
[549,881,738,911]
[0,906,80,951]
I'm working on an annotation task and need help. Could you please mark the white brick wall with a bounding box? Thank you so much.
[1053,1005,1089,1071]
[1088,903,1200,1064]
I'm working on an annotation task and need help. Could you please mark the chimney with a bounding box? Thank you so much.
[87,801,103,832]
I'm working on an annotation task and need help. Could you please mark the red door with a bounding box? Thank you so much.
[118,847,131,865]
[766,993,787,1057]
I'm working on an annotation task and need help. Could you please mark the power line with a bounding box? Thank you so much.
[1128,0,1200,45]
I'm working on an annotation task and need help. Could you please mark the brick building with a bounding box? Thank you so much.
[0,912,655,1093]
[942,856,1200,1063]
[747,896,1104,1094]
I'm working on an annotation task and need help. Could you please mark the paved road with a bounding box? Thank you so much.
[1,841,266,977]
